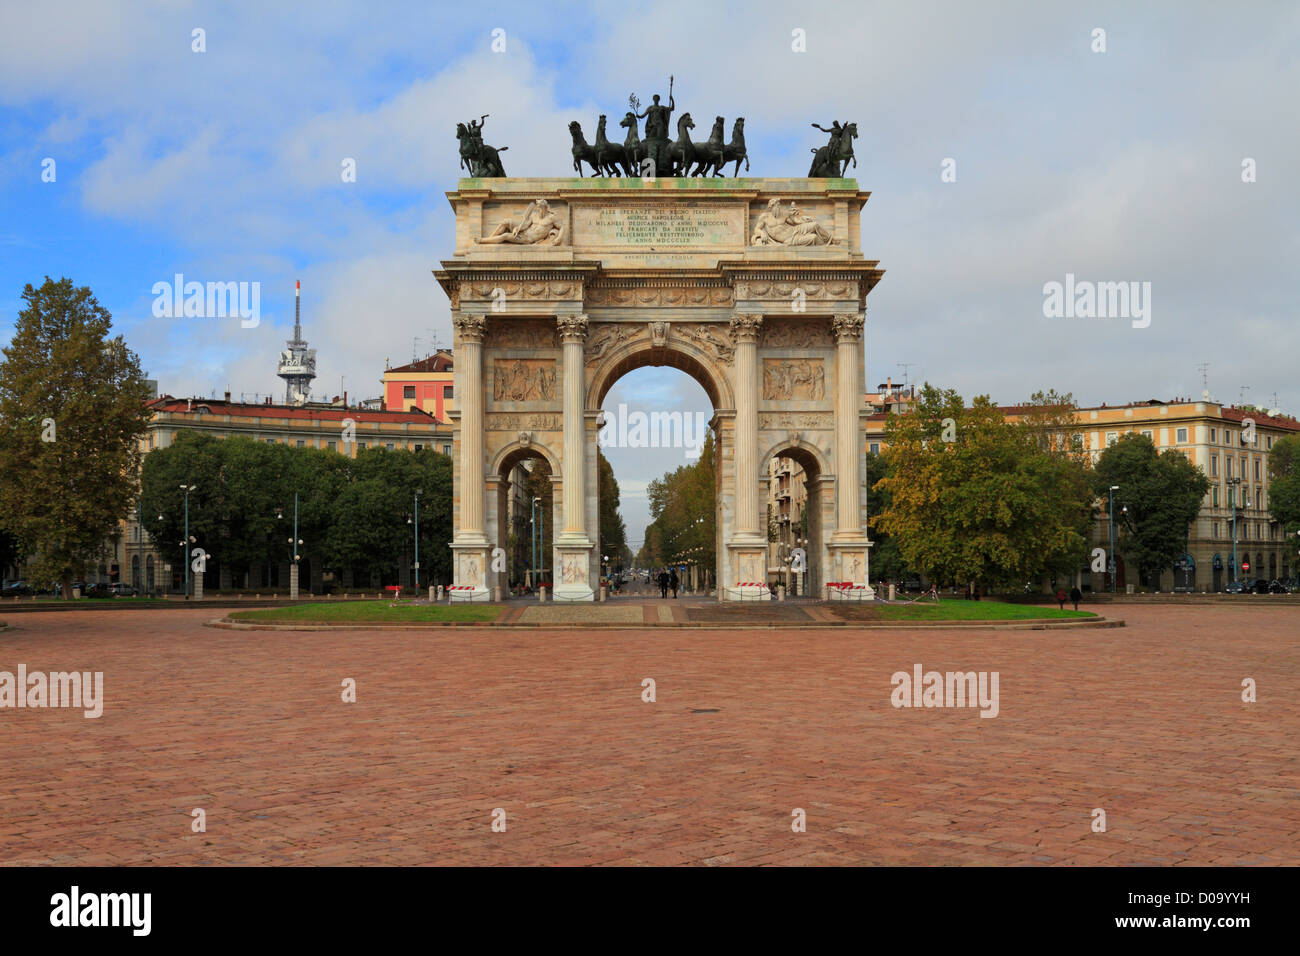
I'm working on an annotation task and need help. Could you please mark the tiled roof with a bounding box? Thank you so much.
[146,396,445,426]
[388,352,454,373]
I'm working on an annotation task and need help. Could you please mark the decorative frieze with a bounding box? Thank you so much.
[762,358,827,401]
[585,285,733,307]
[760,319,833,348]
[486,413,563,431]
[759,412,830,429]
[492,359,557,402]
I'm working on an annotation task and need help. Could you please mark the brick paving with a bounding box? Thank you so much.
[0,604,1296,866]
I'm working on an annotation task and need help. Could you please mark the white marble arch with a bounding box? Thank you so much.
[436,177,883,602]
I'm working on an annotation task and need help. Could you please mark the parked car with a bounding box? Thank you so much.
[107,582,137,597]
[1223,580,1248,594]
[1,581,32,597]
[1267,579,1289,594]
[1253,579,1270,594]
[83,583,115,599]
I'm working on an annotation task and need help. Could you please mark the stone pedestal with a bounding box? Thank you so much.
[290,563,299,600]
[193,571,204,601]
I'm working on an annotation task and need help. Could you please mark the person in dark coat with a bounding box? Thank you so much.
[1069,586,1082,611]
[670,569,679,598]
[657,569,670,598]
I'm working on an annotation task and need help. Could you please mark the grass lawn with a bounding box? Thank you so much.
[229,601,501,624]
[877,599,1094,621]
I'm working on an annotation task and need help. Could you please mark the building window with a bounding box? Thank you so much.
[296,439,305,448]
[1254,459,1261,481]
[1213,521,1219,538]
[413,443,423,452]
[1106,431,1118,447]
[386,442,395,451]
[1226,458,1233,479]
[1212,486,1219,506]
[1209,427,1217,443]
[869,442,880,454]
[403,385,416,399]
[443,385,453,399]
[328,441,337,451]
[1141,429,1153,440]
[442,443,452,455]
[1210,454,1218,477]
[1175,427,1188,443]
[1266,435,1273,450]
[359,442,367,449]
[1256,488,1262,509]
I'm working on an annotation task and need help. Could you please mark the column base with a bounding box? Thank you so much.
[450,541,492,601]
[827,540,874,599]
[553,536,594,603]
[724,543,769,601]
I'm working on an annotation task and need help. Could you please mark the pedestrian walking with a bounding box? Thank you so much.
[1069,586,1082,611]
[1055,588,1067,610]
[657,569,670,599]
[669,569,679,598]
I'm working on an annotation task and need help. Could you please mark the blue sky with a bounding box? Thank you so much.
[2,1,1297,538]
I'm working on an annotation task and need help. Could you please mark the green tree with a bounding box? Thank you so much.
[873,385,1094,591]
[0,278,154,596]
[597,448,628,572]
[1093,432,1211,586]
[643,432,716,577]
[1268,433,1300,535]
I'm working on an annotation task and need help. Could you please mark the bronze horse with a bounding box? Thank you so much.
[808,122,857,177]
[569,120,620,177]
[457,122,507,177]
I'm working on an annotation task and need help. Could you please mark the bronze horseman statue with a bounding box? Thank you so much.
[457,114,508,177]
[808,120,857,177]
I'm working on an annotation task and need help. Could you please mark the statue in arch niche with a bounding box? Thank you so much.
[476,199,565,245]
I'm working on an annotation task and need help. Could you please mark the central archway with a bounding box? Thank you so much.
[587,333,734,596]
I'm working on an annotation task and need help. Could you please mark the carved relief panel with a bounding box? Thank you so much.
[762,358,827,401]
[492,359,557,402]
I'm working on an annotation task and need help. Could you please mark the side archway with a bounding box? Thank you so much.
[762,439,829,596]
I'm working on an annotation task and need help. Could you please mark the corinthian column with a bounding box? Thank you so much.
[730,313,764,537]
[832,312,864,537]
[557,313,589,536]
[554,313,594,601]
[450,311,490,595]
[725,313,767,599]
[453,313,487,538]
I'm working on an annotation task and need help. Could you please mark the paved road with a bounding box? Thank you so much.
[1,605,1296,865]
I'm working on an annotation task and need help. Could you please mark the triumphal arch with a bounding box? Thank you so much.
[435,177,883,601]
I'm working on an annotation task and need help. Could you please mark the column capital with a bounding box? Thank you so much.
[452,312,486,345]
[729,312,764,345]
[832,312,864,344]
[557,312,589,344]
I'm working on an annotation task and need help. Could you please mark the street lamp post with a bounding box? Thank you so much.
[1228,477,1242,586]
[413,488,422,592]
[1107,485,1119,593]
[179,484,197,598]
